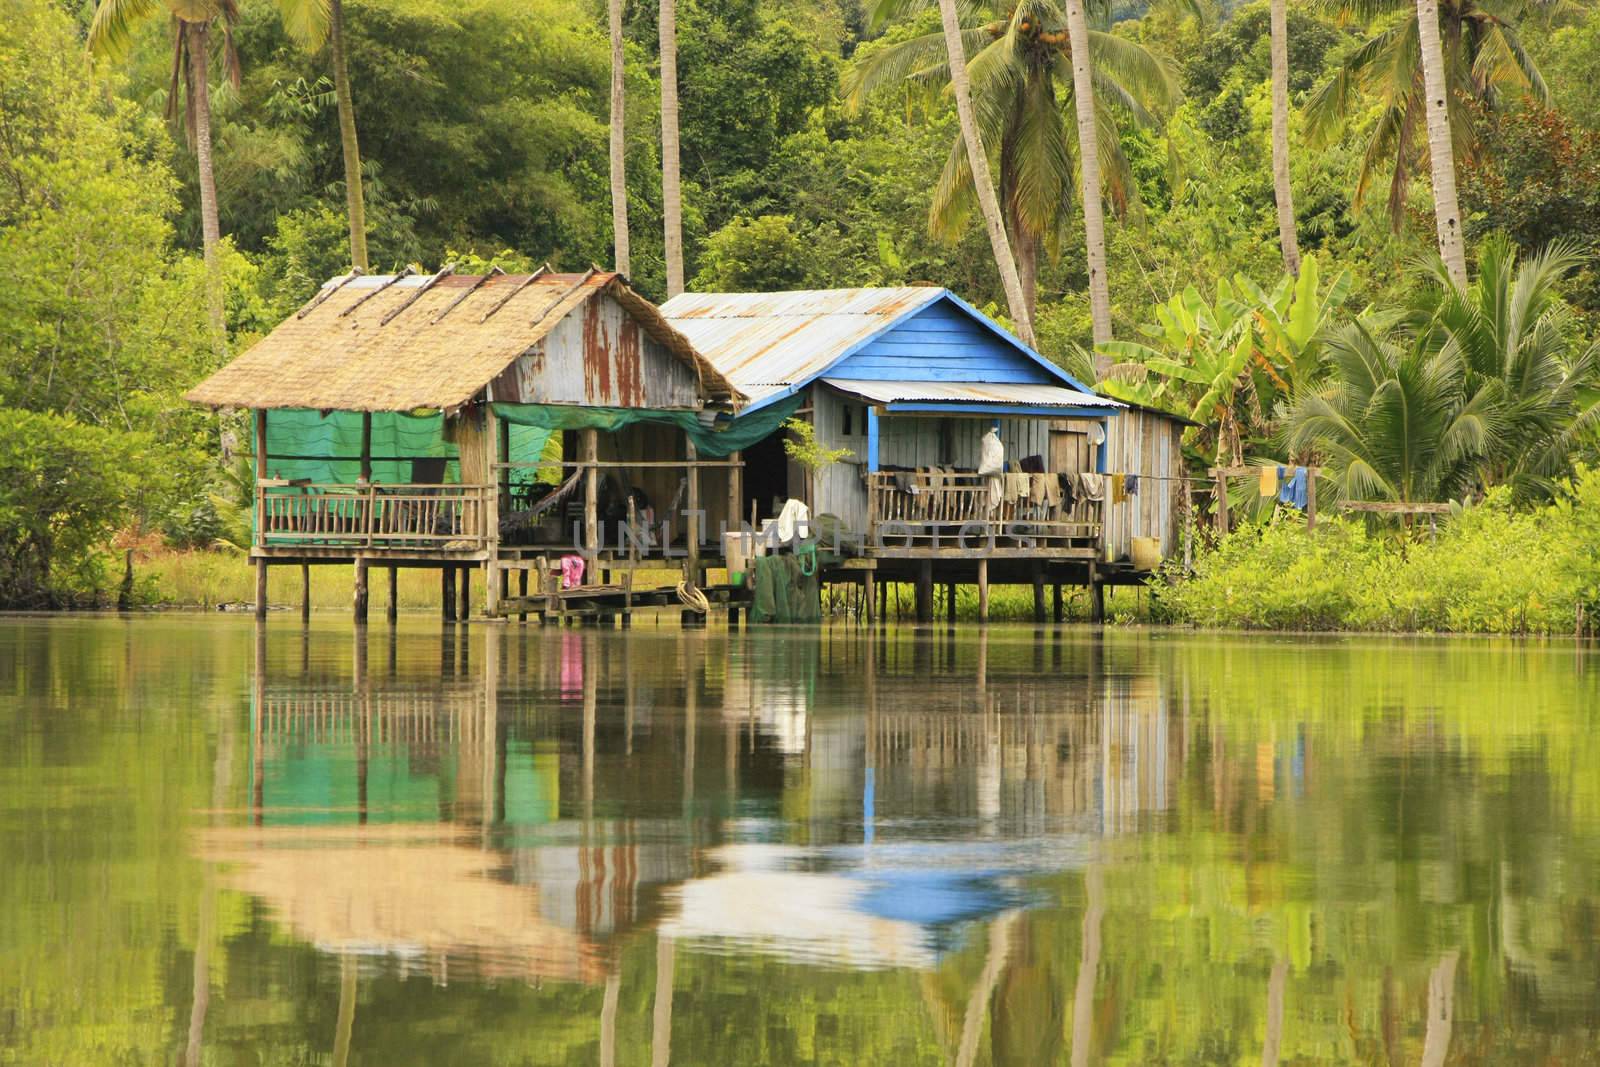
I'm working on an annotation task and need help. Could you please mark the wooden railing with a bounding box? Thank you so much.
[865,471,1100,554]
[256,482,492,548]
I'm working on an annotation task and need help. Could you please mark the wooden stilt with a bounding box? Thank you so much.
[442,567,457,622]
[386,566,398,622]
[1214,469,1229,535]
[1089,562,1105,624]
[686,437,701,588]
[1032,564,1046,623]
[353,558,369,623]
[864,570,876,624]
[1053,582,1064,624]
[977,558,990,624]
[582,428,600,575]
[915,561,933,623]
[301,564,312,622]
[458,565,472,621]
[255,559,269,620]
[518,568,529,623]
[946,581,957,625]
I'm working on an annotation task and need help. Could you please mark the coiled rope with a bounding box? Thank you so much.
[676,580,710,614]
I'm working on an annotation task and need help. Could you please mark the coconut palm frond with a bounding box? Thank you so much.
[276,0,331,48]
[86,0,165,60]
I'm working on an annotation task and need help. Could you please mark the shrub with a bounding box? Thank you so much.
[0,411,151,607]
[1161,471,1600,635]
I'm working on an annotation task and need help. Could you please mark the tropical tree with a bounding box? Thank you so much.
[87,0,240,342]
[661,0,685,297]
[1284,318,1493,503]
[1415,236,1600,498]
[936,0,1035,345]
[1304,0,1549,282]
[277,0,369,271]
[1415,0,1465,286]
[848,0,1178,325]
[1269,0,1301,276]
[1097,256,1351,464]
[609,0,630,277]
[1063,0,1112,353]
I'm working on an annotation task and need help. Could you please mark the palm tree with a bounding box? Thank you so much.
[1284,317,1494,503]
[1304,0,1548,278]
[278,0,369,271]
[849,0,1177,326]
[609,0,630,277]
[1063,0,1112,353]
[937,0,1035,345]
[88,0,240,341]
[1414,0,1465,285]
[1269,0,1301,276]
[661,0,684,297]
[1417,236,1600,497]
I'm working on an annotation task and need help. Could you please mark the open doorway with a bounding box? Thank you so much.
[741,430,789,526]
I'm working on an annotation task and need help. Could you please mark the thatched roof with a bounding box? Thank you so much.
[186,269,740,412]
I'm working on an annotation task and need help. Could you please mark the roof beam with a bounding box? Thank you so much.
[338,266,416,318]
[529,268,598,329]
[295,269,364,319]
[379,263,455,326]
[430,266,503,324]
[479,264,550,323]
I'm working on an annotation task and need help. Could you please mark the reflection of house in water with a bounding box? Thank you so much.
[199,825,607,985]
[742,634,1188,842]
[229,625,1189,986]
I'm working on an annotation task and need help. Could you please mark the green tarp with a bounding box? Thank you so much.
[259,409,549,486]
[491,393,803,459]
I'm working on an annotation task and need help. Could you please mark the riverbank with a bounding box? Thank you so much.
[129,547,1152,621]
[1159,480,1600,635]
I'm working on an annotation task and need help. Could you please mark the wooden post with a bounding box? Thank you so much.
[1306,467,1318,531]
[582,428,599,575]
[915,561,934,623]
[1032,564,1046,624]
[442,567,457,622]
[354,557,369,623]
[727,450,742,536]
[977,559,990,624]
[686,437,701,588]
[255,560,269,621]
[863,568,876,624]
[946,581,957,625]
[1089,561,1105,624]
[301,564,311,622]
[254,409,269,621]
[359,412,373,482]
[1214,469,1230,535]
[1053,582,1064,624]
[458,565,472,621]
[387,566,398,622]
[518,568,529,623]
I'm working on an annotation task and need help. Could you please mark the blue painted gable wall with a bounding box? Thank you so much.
[828,297,1059,384]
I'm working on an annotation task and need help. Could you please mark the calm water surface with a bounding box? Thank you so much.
[3,615,1600,1064]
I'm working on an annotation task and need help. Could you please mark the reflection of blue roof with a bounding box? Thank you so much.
[851,869,1021,930]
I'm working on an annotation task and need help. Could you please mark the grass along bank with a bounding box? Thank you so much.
[1156,469,1600,634]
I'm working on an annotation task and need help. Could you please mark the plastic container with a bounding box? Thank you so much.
[724,531,754,584]
[1130,536,1162,572]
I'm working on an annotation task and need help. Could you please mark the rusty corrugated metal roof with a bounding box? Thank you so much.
[660,288,946,407]
[821,379,1125,410]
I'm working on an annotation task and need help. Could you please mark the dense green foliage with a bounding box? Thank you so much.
[1160,469,1600,632]
[1,0,1597,609]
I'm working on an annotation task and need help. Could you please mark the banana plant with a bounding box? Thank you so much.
[1096,255,1351,464]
